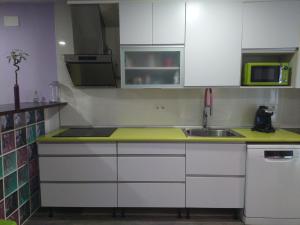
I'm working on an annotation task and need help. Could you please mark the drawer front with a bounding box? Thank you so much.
[118,143,185,155]
[118,183,185,208]
[186,177,245,208]
[41,183,117,207]
[39,157,117,181]
[38,143,117,155]
[186,143,246,175]
[118,157,185,181]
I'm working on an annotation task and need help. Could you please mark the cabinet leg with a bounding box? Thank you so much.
[233,209,239,220]
[177,209,182,218]
[186,208,190,219]
[121,208,126,218]
[48,208,54,218]
[112,208,117,218]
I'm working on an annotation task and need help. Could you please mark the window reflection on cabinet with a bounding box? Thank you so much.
[121,47,184,88]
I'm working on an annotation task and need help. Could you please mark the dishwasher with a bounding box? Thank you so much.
[243,145,300,225]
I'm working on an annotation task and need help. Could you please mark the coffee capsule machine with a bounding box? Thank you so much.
[252,105,275,133]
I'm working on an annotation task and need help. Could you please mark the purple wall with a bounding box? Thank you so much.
[0,3,57,105]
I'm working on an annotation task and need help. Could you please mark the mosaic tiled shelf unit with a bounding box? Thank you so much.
[0,109,45,225]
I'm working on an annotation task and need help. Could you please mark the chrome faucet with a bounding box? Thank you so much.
[202,88,213,129]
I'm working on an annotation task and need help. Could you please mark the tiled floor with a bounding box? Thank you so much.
[25,209,244,225]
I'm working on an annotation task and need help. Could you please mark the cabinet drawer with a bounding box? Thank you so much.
[39,157,117,181]
[186,143,246,175]
[38,143,116,155]
[41,183,117,207]
[118,157,185,181]
[118,143,185,155]
[186,177,244,208]
[118,183,185,208]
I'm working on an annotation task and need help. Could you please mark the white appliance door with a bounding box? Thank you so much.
[245,145,300,218]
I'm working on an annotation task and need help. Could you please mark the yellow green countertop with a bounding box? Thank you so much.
[38,127,300,143]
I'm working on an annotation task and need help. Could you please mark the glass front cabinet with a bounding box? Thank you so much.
[120,46,184,88]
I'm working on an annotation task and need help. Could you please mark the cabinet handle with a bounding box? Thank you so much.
[264,150,293,159]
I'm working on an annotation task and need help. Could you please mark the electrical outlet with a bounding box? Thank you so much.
[4,16,19,27]
[155,105,166,110]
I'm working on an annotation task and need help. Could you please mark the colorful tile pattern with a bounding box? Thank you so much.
[36,122,45,137]
[2,132,15,154]
[19,202,30,224]
[35,109,44,123]
[4,152,16,176]
[0,180,3,200]
[0,109,44,224]
[18,166,29,187]
[14,113,26,129]
[25,111,35,126]
[5,191,18,217]
[7,209,19,225]
[19,183,29,206]
[4,172,17,197]
[26,125,36,144]
[0,114,14,132]
[17,147,28,168]
[16,128,26,149]
[0,201,4,219]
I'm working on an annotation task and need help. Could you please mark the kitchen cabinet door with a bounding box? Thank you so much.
[118,183,185,208]
[119,0,152,45]
[41,183,117,207]
[185,1,242,86]
[153,1,185,44]
[121,46,185,88]
[186,143,246,176]
[186,177,245,208]
[242,1,300,49]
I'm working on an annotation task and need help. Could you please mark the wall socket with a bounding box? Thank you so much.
[155,105,166,110]
[3,16,19,27]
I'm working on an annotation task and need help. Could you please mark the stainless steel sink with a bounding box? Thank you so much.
[183,128,243,137]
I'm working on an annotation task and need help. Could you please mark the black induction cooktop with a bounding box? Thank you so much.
[54,128,117,137]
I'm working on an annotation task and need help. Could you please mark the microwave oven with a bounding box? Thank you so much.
[243,62,290,86]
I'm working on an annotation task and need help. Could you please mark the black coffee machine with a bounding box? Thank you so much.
[252,105,275,133]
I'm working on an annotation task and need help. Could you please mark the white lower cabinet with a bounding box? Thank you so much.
[117,143,185,207]
[186,143,246,208]
[186,177,245,208]
[118,183,185,208]
[41,183,117,207]
[38,143,118,207]
[39,142,247,209]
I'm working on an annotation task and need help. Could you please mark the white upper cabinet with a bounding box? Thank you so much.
[242,1,300,49]
[153,1,185,44]
[185,1,242,86]
[119,1,153,45]
[119,0,185,45]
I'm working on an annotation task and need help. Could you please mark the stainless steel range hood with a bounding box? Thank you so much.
[65,4,117,87]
